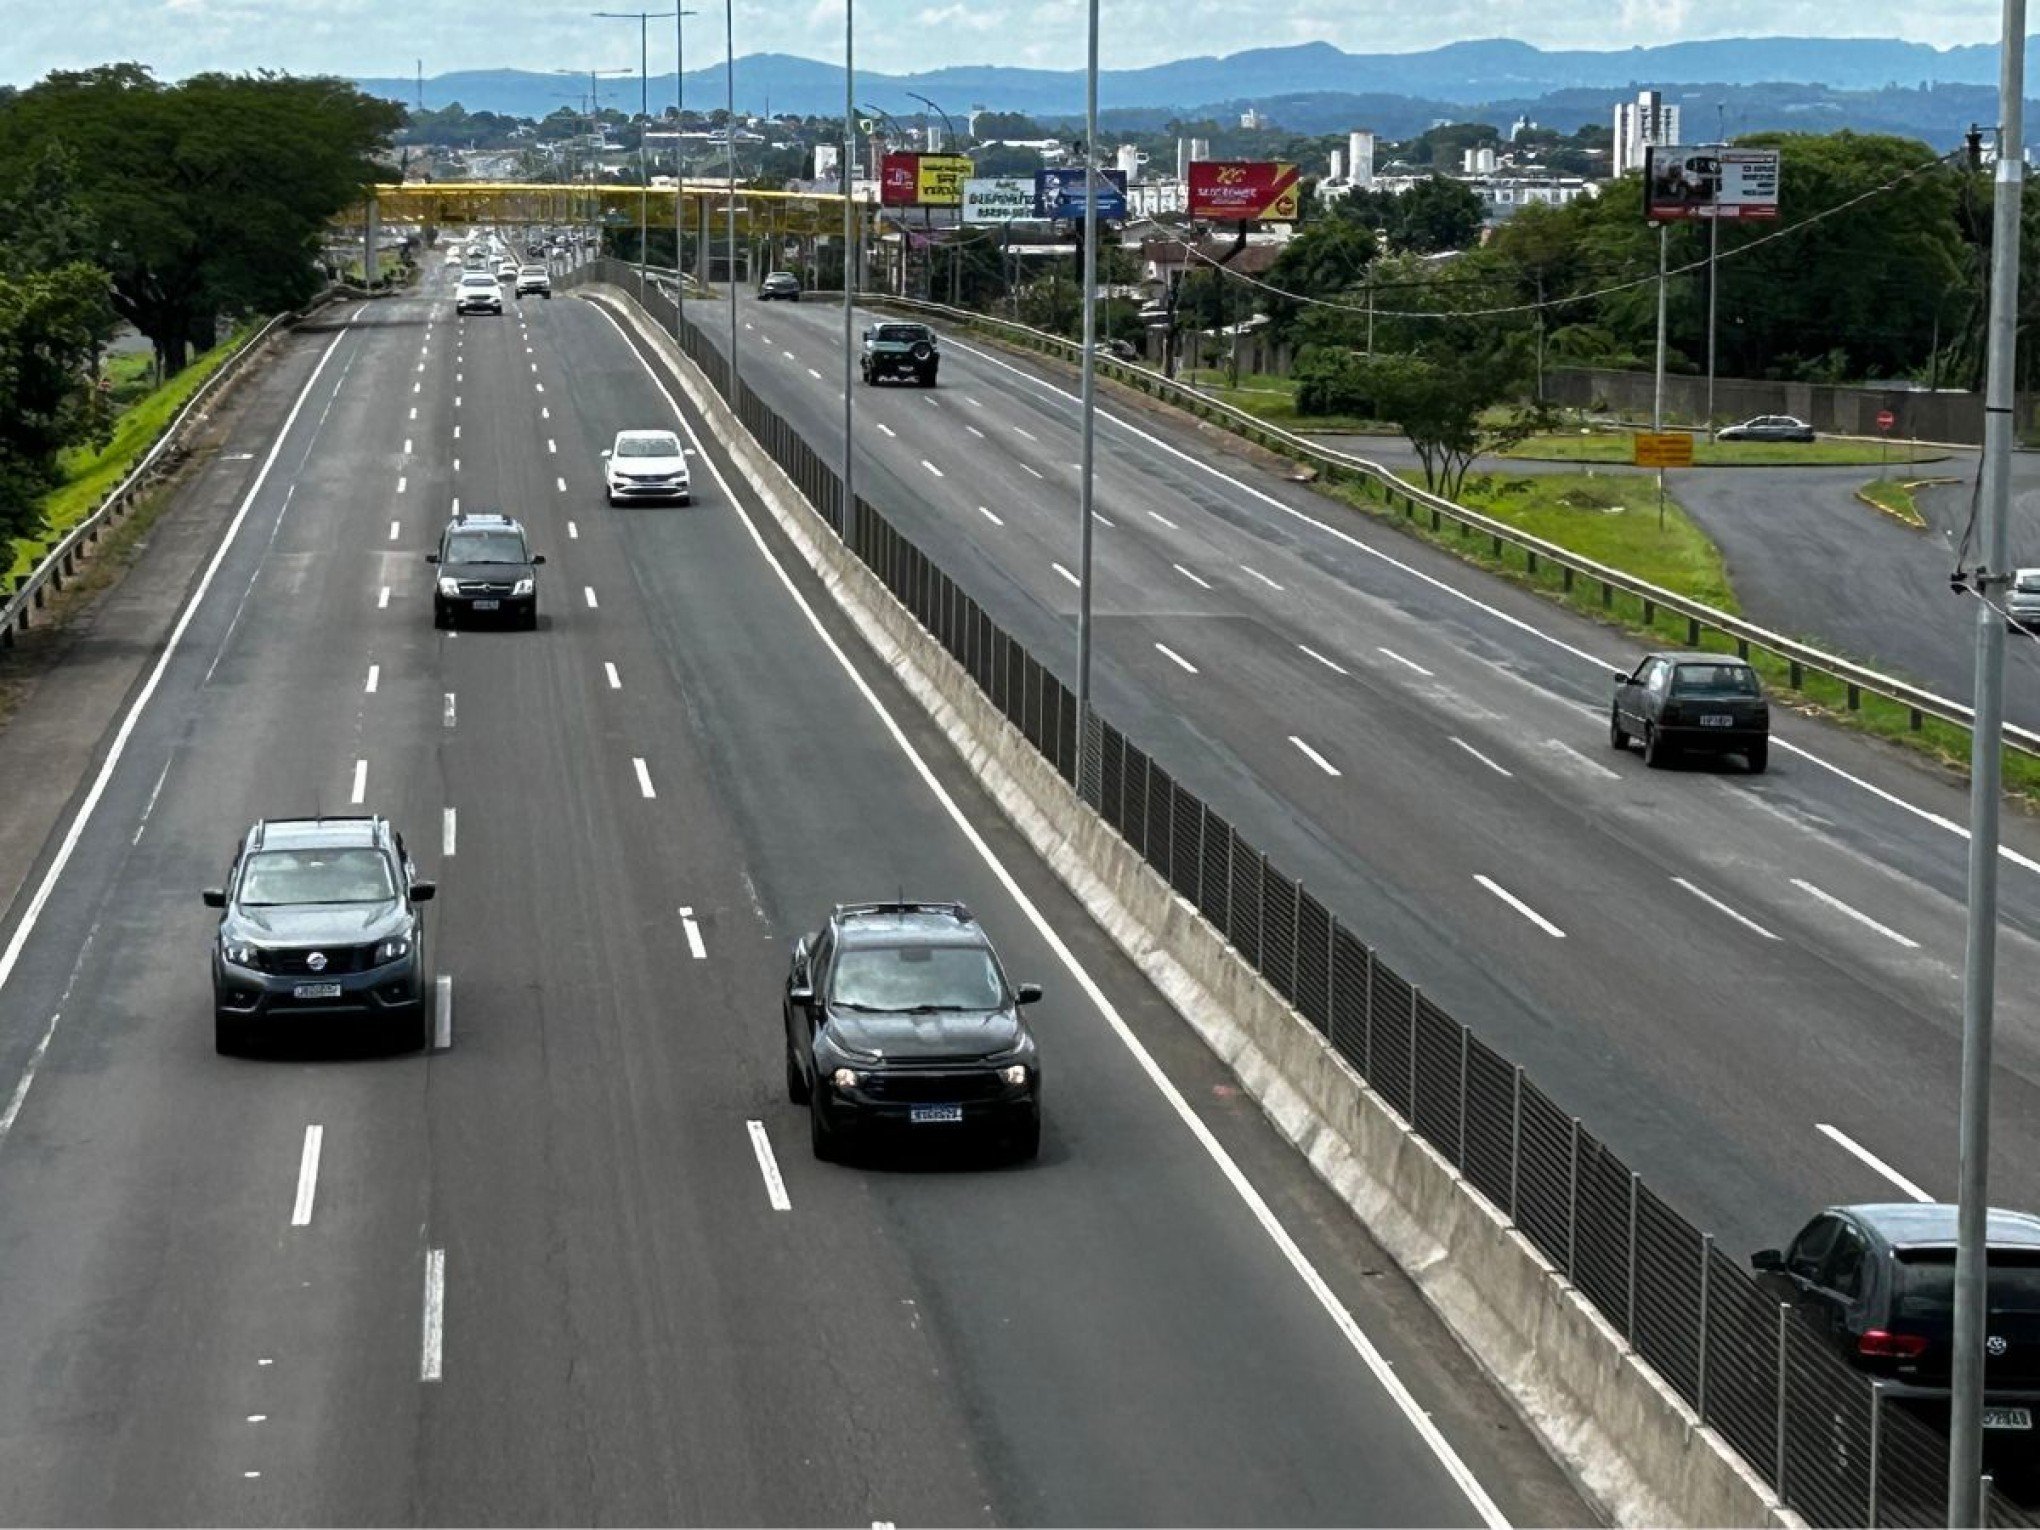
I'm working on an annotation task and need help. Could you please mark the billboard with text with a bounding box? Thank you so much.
[1188,161,1300,221]
[880,152,975,206]
[881,153,920,206]
[962,178,1040,225]
[1034,167,1128,220]
[1643,146,1780,221]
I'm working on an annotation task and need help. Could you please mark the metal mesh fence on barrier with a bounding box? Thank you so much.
[588,266,1998,1527]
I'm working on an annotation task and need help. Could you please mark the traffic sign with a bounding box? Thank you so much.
[1632,432,1695,468]
[1876,409,1896,432]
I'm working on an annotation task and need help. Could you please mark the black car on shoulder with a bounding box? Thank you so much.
[428,511,544,629]
[204,816,435,1053]
[784,901,1042,1162]
[1610,651,1769,771]
[1753,1203,2040,1450]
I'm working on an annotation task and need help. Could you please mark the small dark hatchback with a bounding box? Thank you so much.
[1610,651,1769,771]
[428,511,544,629]
[784,901,1042,1162]
[1753,1203,2040,1445]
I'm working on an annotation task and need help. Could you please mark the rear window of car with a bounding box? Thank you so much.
[1892,1250,2040,1323]
[1671,663,1760,696]
[617,436,681,457]
[876,325,928,342]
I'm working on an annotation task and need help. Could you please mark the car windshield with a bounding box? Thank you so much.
[460,275,494,286]
[2016,571,2040,594]
[1893,1250,2040,1323]
[617,436,681,457]
[876,325,927,342]
[1671,663,1760,696]
[445,531,526,563]
[240,847,395,906]
[830,944,1004,1011]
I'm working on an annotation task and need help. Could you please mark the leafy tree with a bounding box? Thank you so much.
[0,66,404,373]
[1262,211,1376,342]
[1387,175,1484,253]
[972,111,1043,141]
[0,262,116,545]
[1355,351,1546,498]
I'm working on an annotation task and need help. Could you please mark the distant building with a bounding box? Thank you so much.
[1462,146,1498,174]
[1176,137,1211,180]
[1612,90,1679,176]
[1348,130,1376,189]
[1239,108,1260,130]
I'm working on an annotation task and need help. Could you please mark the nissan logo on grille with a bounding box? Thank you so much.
[1988,1334,2010,1357]
[306,951,328,972]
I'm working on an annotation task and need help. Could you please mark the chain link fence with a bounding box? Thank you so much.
[563,259,2036,1528]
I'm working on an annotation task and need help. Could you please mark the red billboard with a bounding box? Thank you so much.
[1189,161,1300,221]
[881,153,920,206]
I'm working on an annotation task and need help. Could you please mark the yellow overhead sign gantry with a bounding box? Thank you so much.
[356,181,856,239]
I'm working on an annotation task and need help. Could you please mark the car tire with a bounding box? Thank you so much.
[1010,1113,1041,1162]
[785,1046,810,1105]
[433,604,449,631]
[1747,742,1769,774]
[1643,724,1669,768]
[214,1012,247,1056]
[809,1096,839,1162]
[1609,709,1628,751]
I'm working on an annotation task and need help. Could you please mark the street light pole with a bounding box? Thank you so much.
[842,0,856,545]
[675,6,697,339]
[1073,0,1099,791]
[724,0,738,405]
[594,8,677,290]
[1950,0,2026,1519]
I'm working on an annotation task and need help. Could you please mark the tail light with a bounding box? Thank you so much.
[1859,1330,1929,1359]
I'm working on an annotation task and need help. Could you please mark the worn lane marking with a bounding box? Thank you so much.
[1014,425,1037,440]
[1816,1123,1933,1201]
[1475,874,1566,938]
[977,505,1004,526]
[1154,642,1199,675]
[0,1012,60,1148]
[746,1121,792,1211]
[1020,462,1044,479]
[583,586,599,609]
[1671,876,1778,940]
[678,905,707,960]
[290,1126,323,1227]
[1542,739,1621,781]
[1052,562,1081,588]
[1289,736,1341,777]
[1449,737,1513,777]
[1241,564,1285,591]
[364,665,380,695]
[633,757,656,799]
[921,459,945,478]
[1298,644,1349,676]
[1377,646,1433,678]
[1148,510,1179,530]
[1791,879,1920,949]
[433,974,452,1050]
[442,693,456,728]
[604,661,621,689]
[442,807,457,857]
[350,759,367,805]
[132,757,173,846]
[1172,563,1212,590]
[378,586,390,609]
[420,1249,446,1382]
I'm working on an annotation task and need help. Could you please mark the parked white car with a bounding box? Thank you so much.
[602,429,691,505]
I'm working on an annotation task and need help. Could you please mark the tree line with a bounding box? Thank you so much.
[0,64,402,547]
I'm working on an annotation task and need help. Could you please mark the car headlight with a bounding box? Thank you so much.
[511,577,534,597]
[438,577,461,597]
[831,1067,860,1090]
[374,935,412,964]
[999,1064,1030,1086]
[221,937,260,968]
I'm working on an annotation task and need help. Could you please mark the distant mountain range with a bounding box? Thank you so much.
[358,36,2040,145]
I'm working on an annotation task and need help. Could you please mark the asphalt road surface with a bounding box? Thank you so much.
[0,263,1587,1525]
[678,287,2040,1263]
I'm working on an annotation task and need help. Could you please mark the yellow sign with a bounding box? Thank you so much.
[1632,432,1694,468]
[916,155,974,207]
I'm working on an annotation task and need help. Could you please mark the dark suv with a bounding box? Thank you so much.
[203,816,435,1053]
[1610,651,1769,771]
[860,322,939,387]
[1753,1204,2040,1445]
[784,901,1042,1161]
[428,511,544,629]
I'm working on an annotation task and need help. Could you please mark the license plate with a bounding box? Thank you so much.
[1701,714,1734,727]
[1983,1407,2033,1430]
[292,982,342,1000]
[909,1105,963,1124]
[471,599,499,611]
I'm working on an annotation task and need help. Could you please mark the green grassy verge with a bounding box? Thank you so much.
[1328,467,2040,798]
[7,321,259,584]
[1501,429,1951,468]
[1855,478,1928,528]
[1174,369,1389,433]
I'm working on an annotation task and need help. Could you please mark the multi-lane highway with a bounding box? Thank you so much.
[0,258,1588,1523]
[666,278,2040,1260]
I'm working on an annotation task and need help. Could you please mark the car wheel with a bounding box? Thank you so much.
[785,1046,810,1105]
[809,1095,839,1162]
[1643,724,1669,768]
[214,1013,247,1056]
[1746,742,1769,774]
[1010,1113,1041,1163]
[1609,709,1628,751]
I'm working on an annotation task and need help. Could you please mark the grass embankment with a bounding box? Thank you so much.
[1328,467,2040,796]
[1173,369,1388,433]
[7,323,258,585]
[1502,429,1951,468]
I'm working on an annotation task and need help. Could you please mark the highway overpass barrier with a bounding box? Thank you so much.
[564,258,2031,1530]
[852,292,2040,774]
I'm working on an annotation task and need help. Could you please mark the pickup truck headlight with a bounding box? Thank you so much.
[999,1064,1030,1086]
[511,577,535,597]
[831,1067,861,1090]
[438,577,461,597]
[221,937,260,968]
[374,934,412,963]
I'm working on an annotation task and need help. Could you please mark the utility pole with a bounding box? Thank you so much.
[594,8,677,286]
[1073,0,1100,791]
[1950,0,2025,1518]
[675,6,697,338]
[724,0,738,404]
[841,0,856,545]
[1653,221,1668,532]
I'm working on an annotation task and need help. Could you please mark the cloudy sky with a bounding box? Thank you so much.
[0,0,2007,86]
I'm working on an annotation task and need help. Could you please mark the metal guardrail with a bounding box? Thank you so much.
[860,292,2040,764]
[581,260,2039,1526]
[1,310,298,651]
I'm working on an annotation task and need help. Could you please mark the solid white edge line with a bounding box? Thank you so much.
[420,1248,446,1381]
[1154,642,1199,675]
[1816,1123,1935,1201]
[442,806,457,857]
[590,301,1508,1528]
[745,1120,792,1210]
[1474,874,1567,938]
[350,759,367,805]
[434,974,452,1050]
[1288,735,1342,777]
[290,1124,323,1227]
[1377,646,1434,678]
[1670,876,1779,941]
[633,757,657,799]
[1448,737,1513,778]
[1789,878,1920,949]
[1298,643,1349,676]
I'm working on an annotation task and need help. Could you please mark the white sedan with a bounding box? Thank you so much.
[602,429,691,505]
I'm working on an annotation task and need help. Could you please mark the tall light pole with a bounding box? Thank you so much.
[1073,0,1099,790]
[674,5,698,338]
[906,90,961,301]
[1950,0,2025,1518]
[842,0,856,544]
[594,8,677,289]
[903,90,956,151]
[724,0,738,404]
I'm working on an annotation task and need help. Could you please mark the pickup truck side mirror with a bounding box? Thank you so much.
[1751,1248,1785,1273]
[1016,982,1043,1005]
[1612,671,1631,687]
[409,881,437,902]
[861,327,873,341]
[531,553,547,565]
[201,888,226,908]
[788,983,815,1006]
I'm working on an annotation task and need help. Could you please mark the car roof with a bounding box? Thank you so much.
[445,511,524,533]
[832,901,986,949]
[1835,1203,2040,1250]
[249,816,386,851]
[614,428,679,441]
[1646,651,1756,667]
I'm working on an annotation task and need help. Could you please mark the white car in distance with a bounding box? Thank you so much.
[603,429,691,505]
[455,272,503,315]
